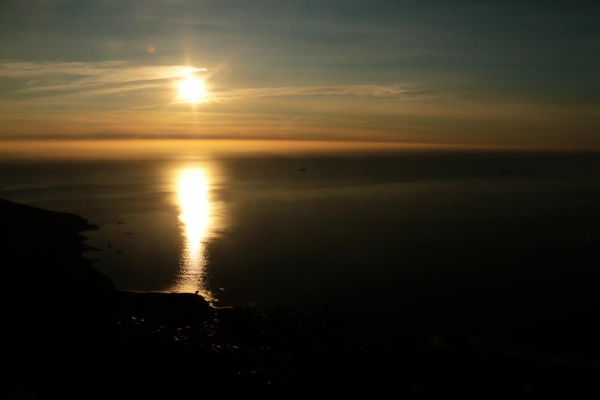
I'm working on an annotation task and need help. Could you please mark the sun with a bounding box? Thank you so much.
[178,76,206,103]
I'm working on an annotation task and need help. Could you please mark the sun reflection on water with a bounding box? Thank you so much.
[171,167,214,299]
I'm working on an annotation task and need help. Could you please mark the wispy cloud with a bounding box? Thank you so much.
[0,61,129,78]
[0,61,450,107]
[133,14,225,30]
[212,85,451,102]
[0,61,206,96]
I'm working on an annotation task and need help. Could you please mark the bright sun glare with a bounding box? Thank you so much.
[178,76,206,103]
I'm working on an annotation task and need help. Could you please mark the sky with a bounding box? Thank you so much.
[0,0,599,149]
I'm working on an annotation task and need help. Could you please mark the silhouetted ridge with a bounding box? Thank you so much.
[0,197,114,297]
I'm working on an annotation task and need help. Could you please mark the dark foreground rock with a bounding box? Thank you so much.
[2,198,600,399]
[1,198,114,297]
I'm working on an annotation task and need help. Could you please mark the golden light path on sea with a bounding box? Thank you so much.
[171,167,214,300]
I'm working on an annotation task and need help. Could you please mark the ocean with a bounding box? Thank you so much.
[2,148,600,343]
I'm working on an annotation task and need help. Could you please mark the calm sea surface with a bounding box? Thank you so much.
[2,151,600,338]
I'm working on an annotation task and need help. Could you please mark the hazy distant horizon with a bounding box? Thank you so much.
[2,139,599,163]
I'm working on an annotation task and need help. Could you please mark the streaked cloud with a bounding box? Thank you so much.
[212,85,451,102]
[0,61,205,96]
[132,14,224,29]
[0,61,448,105]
